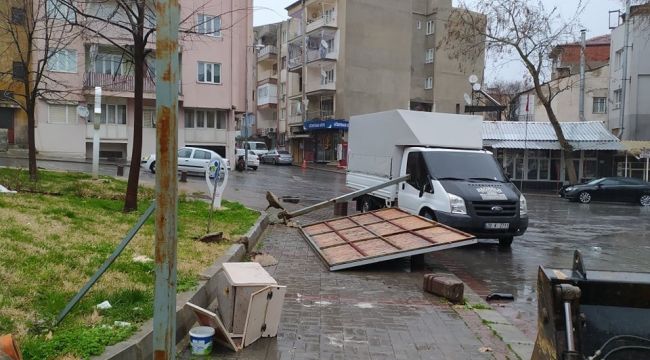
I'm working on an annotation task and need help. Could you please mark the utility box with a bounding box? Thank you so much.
[215,262,284,336]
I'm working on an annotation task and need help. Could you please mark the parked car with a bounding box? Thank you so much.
[143,147,229,175]
[559,177,650,206]
[260,150,293,165]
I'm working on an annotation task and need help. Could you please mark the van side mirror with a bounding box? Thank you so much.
[419,187,424,198]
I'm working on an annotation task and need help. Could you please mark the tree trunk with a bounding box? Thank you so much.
[27,103,38,181]
[541,101,578,184]
[123,42,145,212]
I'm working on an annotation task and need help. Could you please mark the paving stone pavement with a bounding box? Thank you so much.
[182,212,509,360]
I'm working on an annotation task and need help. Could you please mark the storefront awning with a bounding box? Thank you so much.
[303,119,349,131]
[484,140,623,151]
[622,141,650,157]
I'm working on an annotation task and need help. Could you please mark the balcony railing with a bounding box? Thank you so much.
[84,72,156,93]
[257,84,278,107]
[288,56,303,69]
[306,110,334,120]
[306,13,337,33]
[257,45,277,58]
[306,48,337,62]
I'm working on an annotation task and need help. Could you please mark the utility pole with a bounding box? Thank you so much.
[153,0,180,357]
[619,0,631,139]
[579,29,586,121]
[92,87,102,179]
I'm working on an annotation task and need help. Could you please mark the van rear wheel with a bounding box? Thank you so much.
[498,236,514,248]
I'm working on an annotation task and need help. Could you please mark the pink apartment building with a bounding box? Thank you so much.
[34,0,253,165]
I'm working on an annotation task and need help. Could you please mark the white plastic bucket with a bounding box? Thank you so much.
[189,326,215,355]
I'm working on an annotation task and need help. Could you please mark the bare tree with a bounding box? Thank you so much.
[0,0,79,181]
[485,80,524,121]
[447,0,588,183]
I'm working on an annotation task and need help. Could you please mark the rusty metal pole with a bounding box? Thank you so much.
[153,0,180,358]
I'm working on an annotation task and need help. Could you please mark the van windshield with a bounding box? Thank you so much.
[252,143,268,150]
[422,151,507,182]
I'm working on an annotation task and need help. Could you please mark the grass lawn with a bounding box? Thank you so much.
[0,168,259,359]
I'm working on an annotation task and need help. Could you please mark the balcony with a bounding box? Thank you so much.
[306,48,337,63]
[84,72,156,93]
[185,129,227,144]
[288,114,303,124]
[257,45,277,61]
[85,124,128,140]
[257,83,278,108]
[288,56,303,71]
[306,12,337,33]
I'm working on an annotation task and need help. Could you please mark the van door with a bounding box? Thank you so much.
[398,151,430,214]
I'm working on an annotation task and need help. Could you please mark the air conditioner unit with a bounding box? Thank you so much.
[267,128,275,133]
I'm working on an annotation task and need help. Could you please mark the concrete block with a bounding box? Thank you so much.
[423,274,464,303]
[0,130,7,152]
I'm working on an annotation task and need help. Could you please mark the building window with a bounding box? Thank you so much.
[425,48,434,63]
[614,49,623,69]
[48,104,77,124]
[281,56,286,70]
[48,49,77,73]
[321,69,334,85]
[184,109,227,129]
[143,108,156,128]
[95,53,124,75]
[11,7,26,25]
[197,62,221,84]
[87,104,127,124]
[613,89,621,109]
[197,14,221,37]
[592,97,607,114]
[426,20,434,35]
[47,0,74,20]
[326,39,335,53]
[416,20,421,29]
[281,30,287,43]
[424,76,433,89]
[12,62,25,80]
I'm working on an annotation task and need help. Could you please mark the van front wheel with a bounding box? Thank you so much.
[421,209,436,221]
[498,236,514,248]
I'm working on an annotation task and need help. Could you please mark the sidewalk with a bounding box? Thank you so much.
[182,212,515,359]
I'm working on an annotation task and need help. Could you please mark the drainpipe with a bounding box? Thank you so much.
[579,29,586,121]
[619,0,631,139]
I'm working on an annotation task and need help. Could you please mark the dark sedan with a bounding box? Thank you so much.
[560,177,650,206]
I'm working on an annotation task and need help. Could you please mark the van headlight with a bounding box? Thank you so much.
[520,194,528,216]
[448,193,467,215]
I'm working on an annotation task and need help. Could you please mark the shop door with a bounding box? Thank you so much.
[0,108,14,144]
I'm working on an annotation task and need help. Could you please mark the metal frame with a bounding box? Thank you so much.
[300,208,477,271]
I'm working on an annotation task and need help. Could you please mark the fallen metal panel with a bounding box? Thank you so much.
[300,208,477,271]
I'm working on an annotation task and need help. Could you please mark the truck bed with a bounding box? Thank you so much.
[346,171,399,202]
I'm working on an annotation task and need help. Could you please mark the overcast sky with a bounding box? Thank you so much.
[253,0,624,84]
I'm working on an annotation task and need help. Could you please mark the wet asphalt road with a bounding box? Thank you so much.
[3,158,649,338]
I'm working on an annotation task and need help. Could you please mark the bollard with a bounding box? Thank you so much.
[116,165,124,177]
[333,202,348,217]
[180,171,188,183]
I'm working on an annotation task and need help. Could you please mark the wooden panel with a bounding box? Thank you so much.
[223,262,277,286]
[242,287,268,347]
[215,270,236,332]
[262,286,287,338]
[233,285,266,334]
[300,208,476,270]
[322,244,364,265]
[326,218,357,230]
[187,302,240,352]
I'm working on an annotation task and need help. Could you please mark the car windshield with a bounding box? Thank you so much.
[278,150,290,155]
[253,143,268,150]
[422,151,507,182]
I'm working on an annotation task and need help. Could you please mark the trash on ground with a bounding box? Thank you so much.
[197,231,224,243]
[113,321,131,327]
[281,196,300,204]
[486,293,515,302]
[479,346,493,353]
[0,185,16,194]
[187,262,286,351]
[132,255,153,263]
[250,252,279,267]
[96,300,112,310]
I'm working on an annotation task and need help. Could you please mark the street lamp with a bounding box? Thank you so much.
[243,42,265,170]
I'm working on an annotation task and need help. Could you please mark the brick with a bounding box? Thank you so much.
[423,274,464,303]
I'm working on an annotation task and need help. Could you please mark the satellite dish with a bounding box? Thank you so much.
[468,74,478,84]
[320,39,328,49]
[472,83,481,92]
[321,69,327,78]
[463,93,472,105]
[77,105,89,118]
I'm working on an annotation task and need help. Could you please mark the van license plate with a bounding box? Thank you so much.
[485,223,510,230]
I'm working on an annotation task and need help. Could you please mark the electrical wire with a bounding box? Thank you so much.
[602,345,650,360]
[588,335,650,360]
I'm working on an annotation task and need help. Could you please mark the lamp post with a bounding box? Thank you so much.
[244,43,264,170]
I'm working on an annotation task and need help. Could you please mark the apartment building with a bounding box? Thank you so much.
[270,0,484,164]
[0,1,29,148]
[253,23,282,148]
[33,0,252,164]
[608,3,650,141]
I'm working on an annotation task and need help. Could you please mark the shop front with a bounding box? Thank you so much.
[302,119,348,164]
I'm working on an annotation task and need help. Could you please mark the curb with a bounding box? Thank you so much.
[0,152,127,167]
[450,275,534,360]
[94,211,270,360]
[304,165,346,175]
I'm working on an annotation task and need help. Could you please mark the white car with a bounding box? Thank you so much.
[235,149,260,170]
[143,147,230,175]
